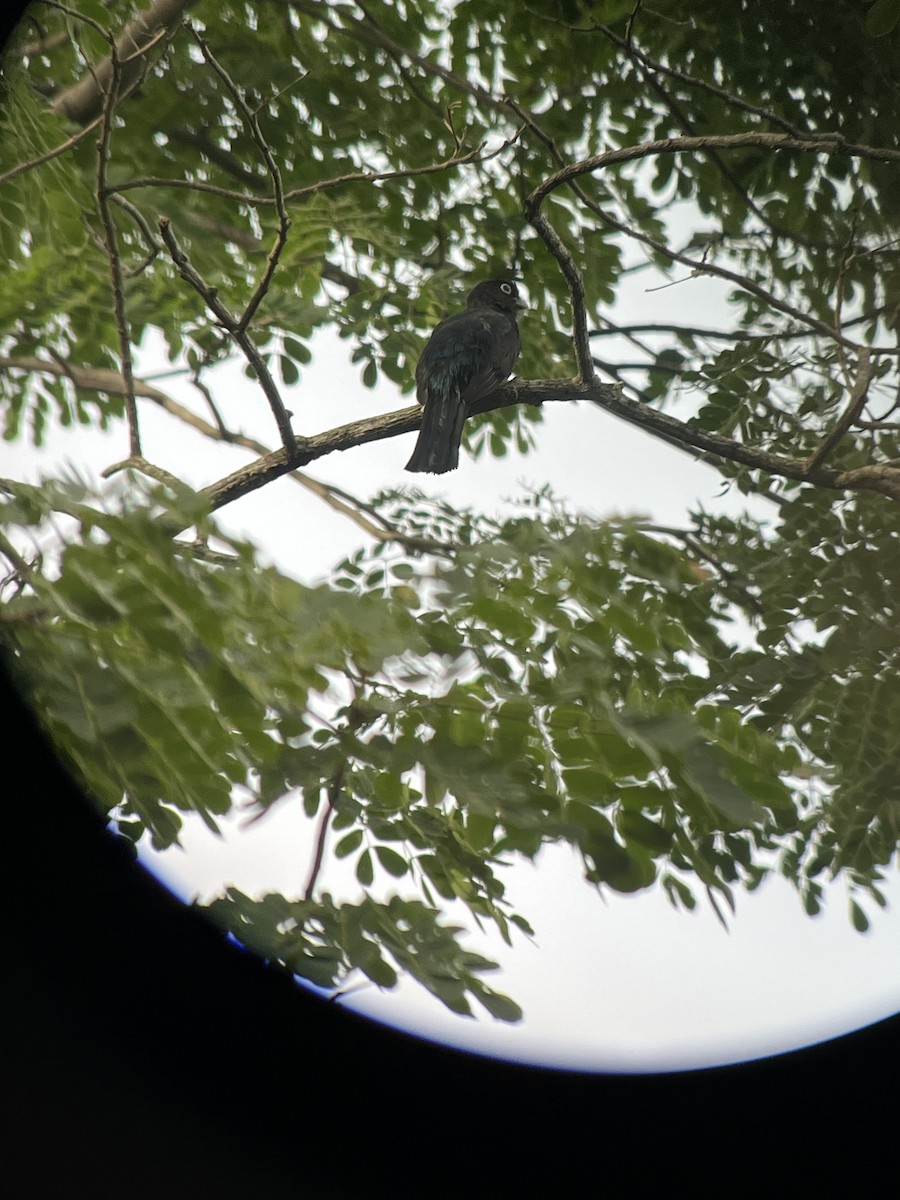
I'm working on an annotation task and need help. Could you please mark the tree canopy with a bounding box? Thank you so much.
[1,0,899,1022]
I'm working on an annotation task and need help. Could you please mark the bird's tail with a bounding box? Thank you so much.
[405,386,467,474]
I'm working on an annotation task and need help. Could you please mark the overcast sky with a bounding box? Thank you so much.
[4,257,898,1074]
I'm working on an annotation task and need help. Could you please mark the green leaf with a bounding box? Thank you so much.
[617,808,674,855]
[374,845,409,877]
[866,0,900,36]
[283,336,312,364]
[334,829,363,858]
[682,744,765,827]
[850,900,870,933]
[356,849,374,887]
[476,989,523,1022]
[279,355,299,385]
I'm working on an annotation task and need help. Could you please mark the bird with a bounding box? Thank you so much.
[405,279,526,474]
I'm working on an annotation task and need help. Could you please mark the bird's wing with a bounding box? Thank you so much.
[415,311,519,407]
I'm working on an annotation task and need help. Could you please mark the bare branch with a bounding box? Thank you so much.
[0,355,447,554]
[1,356,187,407]
[525,207,595,383]
[195,375,900,515]
[184,22,291,335]
[101,455,185,491]
[530,132,900,210]
[111,137,518,206]
[804,348,873,472]
[157,216,298,455]
[93,29,141,457]
[109,193,162,275]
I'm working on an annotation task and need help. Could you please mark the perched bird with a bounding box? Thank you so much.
[405,279,526,474]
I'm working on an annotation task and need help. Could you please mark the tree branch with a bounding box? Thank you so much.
[101,455,184,490]
[157,217,299,455]
[184,22,291,336]
[588,311,887,343]
[111,137,518,206]
[529,132,900,209]
[804,347,873,472]
[524,207,595,382]
[93,25,141,457]
[0,111,104,188]
[537,173,896,354]
[49,0,197,125]
[196,376,900,514]
[0,356,448,554]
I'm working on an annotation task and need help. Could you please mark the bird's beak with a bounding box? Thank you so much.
[515,297,527,312]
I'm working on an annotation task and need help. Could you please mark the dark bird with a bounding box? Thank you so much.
[405,279,526,474]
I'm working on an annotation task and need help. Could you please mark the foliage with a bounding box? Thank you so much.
[0,0,898,1018]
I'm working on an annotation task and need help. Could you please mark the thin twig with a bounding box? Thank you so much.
[804,348,873,472]
[110,192,162,275]
[157,216,298,454]
[93,30,141,458]
[111,137,519,205]
[525,207,595,382]
[529,132,900,207]
[0,112,104,187]
[184,22,291,335]
[303,763,346,900]
[588,312,886,343]
[101,455,185,490]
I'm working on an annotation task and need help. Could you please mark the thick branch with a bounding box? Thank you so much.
[4,353,899,508]
[198,377,900,513]
[0,356,443,553]
[50,0,197,125]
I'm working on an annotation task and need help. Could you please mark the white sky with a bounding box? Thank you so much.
[4,263,898,1074]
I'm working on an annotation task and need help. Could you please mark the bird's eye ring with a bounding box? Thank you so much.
[500,283,512,294]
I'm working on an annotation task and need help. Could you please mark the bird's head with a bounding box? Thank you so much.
[466,278,527,316]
